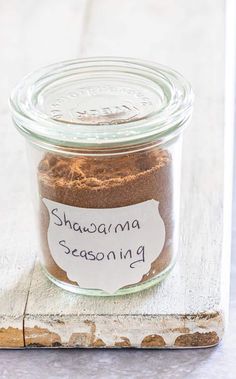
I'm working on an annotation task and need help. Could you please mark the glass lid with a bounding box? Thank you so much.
[10,57,193,148]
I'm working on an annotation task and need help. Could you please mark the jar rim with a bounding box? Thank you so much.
[9,57,194,148]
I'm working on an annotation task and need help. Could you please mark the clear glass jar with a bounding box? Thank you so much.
[10,57,193,296]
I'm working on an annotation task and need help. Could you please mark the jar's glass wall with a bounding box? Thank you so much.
[26,137,182,296]
[10,58,193,296]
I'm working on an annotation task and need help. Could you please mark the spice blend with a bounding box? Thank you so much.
[38,147,174,288]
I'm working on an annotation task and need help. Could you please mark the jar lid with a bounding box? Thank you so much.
[10,57,193,148]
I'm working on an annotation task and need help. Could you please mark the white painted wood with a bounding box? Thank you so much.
[0,0,88,347]
[22,0,232,348]
[0,0,232,348]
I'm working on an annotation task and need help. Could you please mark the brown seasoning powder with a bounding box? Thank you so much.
[38,147,173,289]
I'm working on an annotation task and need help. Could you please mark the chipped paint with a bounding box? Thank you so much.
[115,337,131,347]
[92,338,106,347]
[22,311,223,348]
[0,327,24,348]
[141,334,165,347]
[174,332,219,347]
[25,326,61,347]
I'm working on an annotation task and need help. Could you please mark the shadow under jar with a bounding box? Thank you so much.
[10,57,193,296]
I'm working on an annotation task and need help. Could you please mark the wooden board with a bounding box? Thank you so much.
[0,0,88,348]
[0,0,234,348]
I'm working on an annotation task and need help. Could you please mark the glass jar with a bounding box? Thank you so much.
[10,57,193,296]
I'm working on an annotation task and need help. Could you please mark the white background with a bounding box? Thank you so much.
[0,0,235,378]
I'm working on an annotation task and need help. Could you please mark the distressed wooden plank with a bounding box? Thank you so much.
[0,0,88,347]
[24,264,224,348]
[23,0,233,348]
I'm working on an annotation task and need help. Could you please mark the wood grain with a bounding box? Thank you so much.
[0,0,88,347]
[0,0,233,348]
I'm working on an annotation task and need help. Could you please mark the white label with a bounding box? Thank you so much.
[43,198,165,294]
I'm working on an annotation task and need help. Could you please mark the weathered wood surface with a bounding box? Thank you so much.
[0,0,233,348]
[0,0,88,348]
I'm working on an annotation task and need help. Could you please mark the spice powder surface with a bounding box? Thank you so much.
[38,147,173,288]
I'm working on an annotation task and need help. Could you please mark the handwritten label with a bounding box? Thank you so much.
[43,198,165,294]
